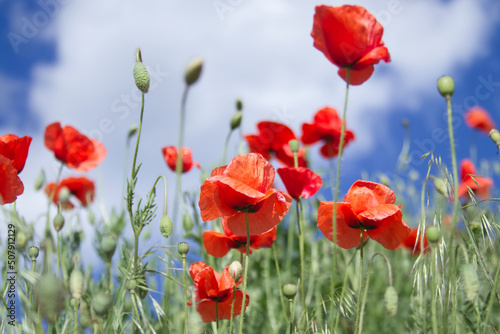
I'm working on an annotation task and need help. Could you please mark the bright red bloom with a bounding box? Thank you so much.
[44,122,106,171]
[317,180,410,250]
[0,134,32,173]
[0,155,24,205]
[465,107,496,134]
[458,159,493,199]
[302,107,355,158]
[312,5,391,85]
[199,153,292,236]
[161,146,200,173]
[277,167,323,199]
[245,121,307,167]
[189,262,249,323]
[401,228,429,255]
[203,218,277,258]
[45,177,95,209]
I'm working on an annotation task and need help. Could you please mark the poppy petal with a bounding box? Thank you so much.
[222,153,275,194]
[277,167,323,199]
[344,180,396,214]
[195,290,249,323]
[214,175,266,210]
[189,262,209,282]
[199,179,225,221]
[0,135,32,173]
[338,66,375,85]
[365,210,410,250]
[249,226,277,249]
[0,156,24,205]
[203,231,238,258]
[357,204,402,229]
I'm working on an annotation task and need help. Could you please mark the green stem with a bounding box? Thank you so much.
[354,230,364,334]
[182,255,189,334]
[56,231,60,278]
[106,261,111,292]
[289,299,294,334]
[229,286,237,334]
[483,243,500,334]
[330,68,350,333]
[215,301,219,333]
[431,245,439,334]
[73,301,79,333]
[222,129,233,165]
[273,244,289,323]
[238,211,251,334]
[296,199,308,329]
[419,162,432,333]
[44,163,64,273]
[131,292,142,329]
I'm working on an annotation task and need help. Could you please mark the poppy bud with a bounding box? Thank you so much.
[177,241,189,256]
[489,129,500,150]
[128,124,138,139]
[70,298,80,308]
[127,279,138,293]
[426,226,441,244]
[437,75,454,97]
[282,283,297,300]
[133,49,150,94]
[182,213,193,232]
[228,261,243,282]
[69,269,84,300]
[288,140,300,154]
[461,263,479,301]
[92,292,113,317]
[53,213,65,232]
[17,231,28,248]
[58,186,70,204]
[236,99,243,111]
[36,273,65,323]
[34,170,45,191]
[230,111,243,131]
[101,234,117,260]
[433,177,448,198]
[159,214,174,238]
[384,286,398,316]
[28,246,39,260]
[185,57,203,86]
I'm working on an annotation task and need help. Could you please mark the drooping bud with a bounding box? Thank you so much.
[282,283,298,300]
[177,241,189,256]
[461,263,479,301]
[92,292,113,317]
[58,186,70,204]
[53,213,65,232]
[159,215,174,239]
[36,273,65,323]
[34,170,45,191]
[489,129,500,151]
[384,286,398,316]
[437,75,454,98]
[230,112,243,131]
[426,226,441,244]
[288,140,300,154]
[133,49,150,93]
[28,246,39,260]
[185,57,203,86]
[228,261,243,282]
[182,213,193,232]
[101,234,117,260]
[69,269,84,300]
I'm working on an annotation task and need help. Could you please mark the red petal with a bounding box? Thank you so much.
[357,204,402,229]
[338,66,375,85]
[218,268,235,299]
[223,153,275,194]
[199,179,225,221]
[58,126,94,167]
[0,135,32,173]
[277,167,323,199]
[465,107,495,134]
[460,159,477,180]
[257,122,297,153]
[344,180,395,214]
[189,261,209,282]
[365,211,410,250]
[195,290,249,323]
[44,122,62,152]
[245,134,272,161]
[0,156,24,205]
[71,139,106,172]
[203,231,238,258]
[249,226,277,249]
[317,201,366,249]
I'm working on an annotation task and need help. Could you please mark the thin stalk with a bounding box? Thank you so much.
[296,199,308,329]
[216,301,219,333]
[238,211,251,334]
[334,250,358,331]
[182,255,189,334]
[43,163,63,274]
[229,286,237,334]
[131,292,142,329]
[419,163,432,333]
[354,230,364,334]
[289,299,295,334]
[483,246,500,334]
[431,245,439,334]
[222,129,233,165]
[106,261,112,292]
[330,68,351,333]
[56,231,60,278]
[73,301,79,333]
[273,243,289,323]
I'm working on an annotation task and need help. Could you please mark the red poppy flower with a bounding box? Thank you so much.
[317,180,410,250]
[465,107,496,135]
[0,134,32,173]
[161,146,200,173]
[301,107,355,158]
[0,155,24,205]
[44,122,106,171]
[401,228,429,255]
[45,177,95,209]
[245,121,307,167]
[277,167,323,199]
[189,262,249,323]
[458,159,493,199]
[203,218,277,257]
[199,153,292,236]
[312,5,391,85]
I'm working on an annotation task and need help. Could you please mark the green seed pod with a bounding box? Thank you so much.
[36,273,65,324]
[230,111,243,131]
[433,177,448,198]
[127,279,138,293]
[80,315,90,329]
[92,292,113,317]
[288,140,300,154]
[235,98,243,111]
[177,241,189,256]
[133,61,150,94]
[437,75,454,97]
[159,215,174,239]
[28,246,39,260]
[58,186,71,204]
[17,231,28,248]
[283,283,298,300]
[101,234,117,260]
[426,226,441,244]
[70,298,80,308]
[34,170,45,191]
[182,213,194,232]
[489,129,500,150]
[461,263,479,301]
[53,213,65,232]
[228,261,243,282]
[69,269,84,300]
[384,286,398,316]
[185,57,203,86]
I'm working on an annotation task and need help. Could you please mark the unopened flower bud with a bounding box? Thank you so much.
[92,292,113,317]
[182,213,193,232]
[28,246,39,260]
[185,57,203,86]
[70,298,80,308]
[17,231,28,248]
[101,234,117,260]
[461,263,479,301]
[133,49,150,94]
[34,170,45,191]
[128,124,138,139]
[433,177,448,198]
[489,129,500,150]
[384,286,398,316]
[437,75,454,97]
[236,99,243,111]
[58,186,70,204]
[228,261,243,282]
[288,140,300,154]
[36,273,65,323]
[159,215,174,238]
[177,241,189,256]
[69,269,84,300]
[426,226,441,244]
[230,111,243,131]
[53,213,65,232]
[283,283,297,300]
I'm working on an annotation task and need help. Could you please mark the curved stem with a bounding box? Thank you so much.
[238,211,251,334]
[273,243,289,323]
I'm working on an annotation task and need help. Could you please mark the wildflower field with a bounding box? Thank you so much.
[1,3,500,334]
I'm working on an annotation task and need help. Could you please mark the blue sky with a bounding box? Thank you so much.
[1,0,500,248]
